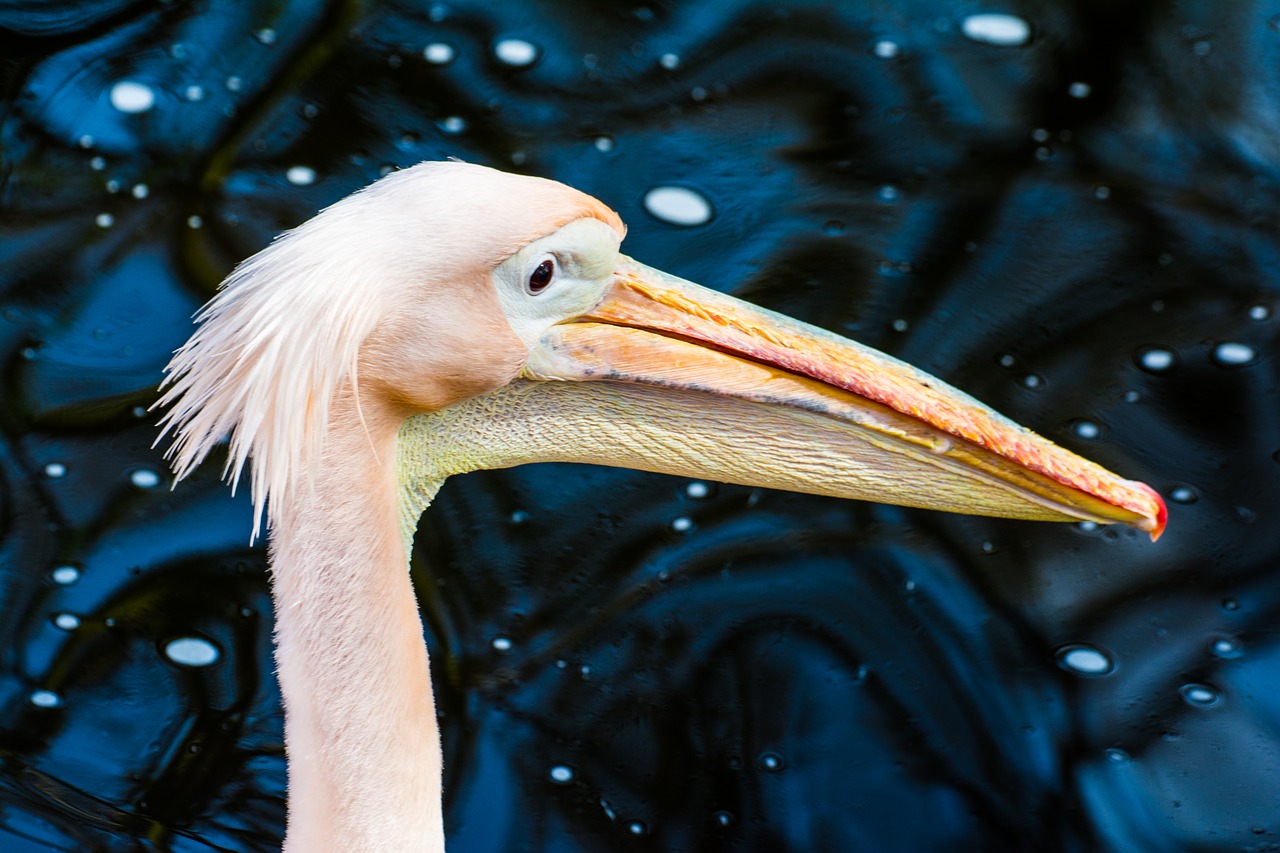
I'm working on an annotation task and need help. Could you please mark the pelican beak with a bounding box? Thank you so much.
[521,256,1166,540]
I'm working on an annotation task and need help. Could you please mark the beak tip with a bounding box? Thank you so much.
[1131,481,1168,542]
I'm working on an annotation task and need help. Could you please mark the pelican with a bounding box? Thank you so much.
[155,161,1165,852]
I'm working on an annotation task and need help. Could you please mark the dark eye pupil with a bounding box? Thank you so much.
[528,259,554,293]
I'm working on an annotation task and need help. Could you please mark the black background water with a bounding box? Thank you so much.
[2,1,1278,850]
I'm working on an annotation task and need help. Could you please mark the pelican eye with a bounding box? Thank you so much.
[527,259,555,294]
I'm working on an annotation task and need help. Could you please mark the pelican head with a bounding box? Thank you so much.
[157,160,1165,541]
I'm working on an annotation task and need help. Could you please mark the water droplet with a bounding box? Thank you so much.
[255,27,277,45]
[1211,341,1255,366]
[757,751,786,772]
[423,42,455,64]
[904,578,919,591]
[578,664,591,680]
[643,185,714,226]
[1222,598,1240,612]
[1031,128,1050,143]
[593,135,615,152]
[690,86,708,101]
[548,764,573,784]
[78,134,94,148]
[878,184,899,202]
[600,798,616,820]
[1136,347,1176,373]
[1168,485,1198,504]
[44,462,67,478]
[1179,683,1220,708]
[494,38,539,67]
[1072,420,1101,440]
[225,75,243,92]
[184,84,205,101]
[1104,747,1130,763]
[105,179,120,193]
[1209,636,1242,658]
[685,481,711,499]
[1123,390,1140,402]
[823,219,845,235]
[980,541,996,554]
[164,636,220,667]
[52,613,81,631]
[713,810,735,826]
[626,821,647,835]
[286,165,316,186]
[95,213,114,229]
[491,635,513,653]
[874,40,900,58]
[1192,40,1211,56]
[129,468,161,489]
[110,80,156,113]
[1056,643,1115,676]
[30,690,62,709]
[890,318,909,332]
[131,183,149,199]
[187,215,203,229]
[670,516,693,533]
[438,115,467,134]
[90,156,106,171]
[658,52,680,69]
[1076,520,1100,533]
[1094,185,1111,200]
[961,14,1031,46]
[50,565,79,585]
[1021,373,1043,389]
[1249,304,1270,321]
[1068,81,1092,98]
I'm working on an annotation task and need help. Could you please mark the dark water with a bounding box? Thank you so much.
[1,1,1278,850]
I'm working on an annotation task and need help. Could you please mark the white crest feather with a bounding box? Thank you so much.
[154,171,416,539]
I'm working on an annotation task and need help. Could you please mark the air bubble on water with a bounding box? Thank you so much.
[960,13,1031,46]
[225,76,243,92]
[685,481,711,499]
[878,184,899,202]
[1212,342,1255,366]
[891,318,909,332]
[757,751,786,772]
[184,85,205,101]
[52,613,81,631]
[187,215,203,228]
[670,516,693,533]
[1179,683,1220,708]
[1076,520,1100,533]
[106,179,121,193]
[164,636,221,667]
[594,135,615,152]
[874,40,900,58]
[1248,304,1270,321]
[1104,747,1130,763]
[1168,485,1198,504]
[643,185,714,226]
[714,810,735,826]
[1021,373,1043,389]
[1056,643,1115,676]
[95,213,114,228]
[51,566,79,585]
[1209,636,1242,658]
[600,798,616,820]
[130,468,162,489]
[658,52,680,69]
[255,28,277,45]
[30,690,62,709]
[579,664,592,680]
[423,43,455,64]
[131,184,149,199]
[90,156,106,171]
[1072,420,1101,440]
[627,821,647,836]
[494,38,539,67]
[491,635,513,653]
[110,81,156,113]
[439,116,467,134]
[45,462,67,478]
[286,166,316,186]
[548,765,574,784]
[1094,185,1111,200]
[1136,347,1176,373]
[1069,81,1091,98]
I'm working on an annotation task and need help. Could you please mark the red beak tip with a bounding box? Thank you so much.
[1132,481,1168,542]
